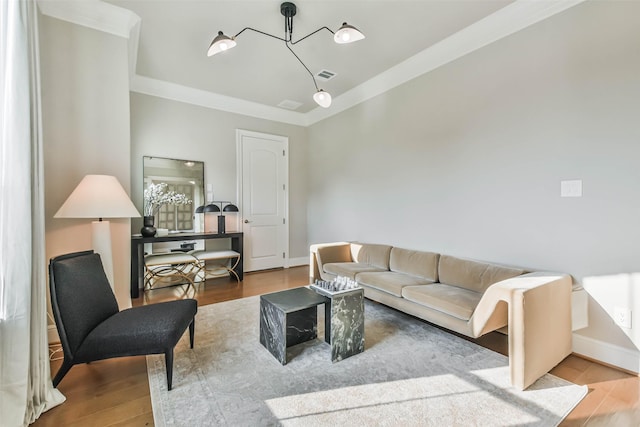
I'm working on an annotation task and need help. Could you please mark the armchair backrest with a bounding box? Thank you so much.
[49,251,119,356]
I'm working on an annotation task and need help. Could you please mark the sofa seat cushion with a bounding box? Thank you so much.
[402,284,482,321]
[438,255,525,293]
[323,262,387,280]
[357,272,435,297]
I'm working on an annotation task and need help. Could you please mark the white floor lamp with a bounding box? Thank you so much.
[54,175,140,289]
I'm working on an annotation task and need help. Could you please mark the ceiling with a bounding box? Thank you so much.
[105,0,516,113]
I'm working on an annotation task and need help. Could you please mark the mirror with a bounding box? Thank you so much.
[143,156,205,232]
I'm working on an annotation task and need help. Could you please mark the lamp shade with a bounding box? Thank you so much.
[54,175,140,219]
[203,203,221,213]
[334,22,365,44]
[223,203,239,212]
[195,205,205,213]
[313,89,332,108]
[207,31,237,56]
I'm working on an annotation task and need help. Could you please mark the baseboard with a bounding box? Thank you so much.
[573,332,640,374]
[286,257,308,268]
[48,324,60,344]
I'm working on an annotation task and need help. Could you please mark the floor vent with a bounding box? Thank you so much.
[316,69,337,81]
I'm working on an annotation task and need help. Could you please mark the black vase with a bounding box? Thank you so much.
[141,215,157,237]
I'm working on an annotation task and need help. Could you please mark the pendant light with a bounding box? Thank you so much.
[207,2,364,108]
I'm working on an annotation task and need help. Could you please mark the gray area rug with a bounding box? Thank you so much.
[148,295,587,426]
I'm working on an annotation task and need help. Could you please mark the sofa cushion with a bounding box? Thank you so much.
[350,243,392,270]
[390,247,439,282]
[402,284,482,321]
[357,272,435,297]
[323,262,387,280]
[438,255,525,293]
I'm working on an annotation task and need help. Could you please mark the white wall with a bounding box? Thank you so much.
[40,15,134,309]
[307,1,640,366]
[129,93,309,259]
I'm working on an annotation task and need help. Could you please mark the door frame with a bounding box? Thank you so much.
[235,129,290,270]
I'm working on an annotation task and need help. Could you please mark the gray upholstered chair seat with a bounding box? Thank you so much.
[74,299,196,362]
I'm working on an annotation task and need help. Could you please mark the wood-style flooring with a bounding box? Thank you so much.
[34,266,639,426]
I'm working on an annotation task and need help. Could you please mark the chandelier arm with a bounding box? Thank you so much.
[290,26,335,45]
[285,42,319,91]
[233,27,287,43]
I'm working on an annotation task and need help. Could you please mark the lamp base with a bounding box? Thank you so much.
[218,215,226,234]
[92,220,114,289]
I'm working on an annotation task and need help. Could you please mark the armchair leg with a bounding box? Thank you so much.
[52,359,73,387]
[165,348,174,391]
[189,319,195,349]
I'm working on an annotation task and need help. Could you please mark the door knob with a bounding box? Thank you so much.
[244,219,251,223]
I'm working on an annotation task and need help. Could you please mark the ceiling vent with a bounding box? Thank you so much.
[316,69,337,81]
[277,99,303,110]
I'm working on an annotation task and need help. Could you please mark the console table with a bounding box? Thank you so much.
[130,232,243,298]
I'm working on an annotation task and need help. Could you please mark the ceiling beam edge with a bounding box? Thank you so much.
[130,75,309,127]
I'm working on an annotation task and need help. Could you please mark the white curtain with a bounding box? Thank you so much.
[0,0,65,425]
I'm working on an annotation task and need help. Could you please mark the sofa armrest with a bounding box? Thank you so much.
[471,272,572,389]
[309,242,352,282]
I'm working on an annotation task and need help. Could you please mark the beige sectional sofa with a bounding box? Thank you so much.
[310,242,573,390]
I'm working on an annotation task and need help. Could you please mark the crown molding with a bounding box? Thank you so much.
[37,0,140,39]
[37,0,141,82]
[306,0,586,125]
[131,75,308,126]
[38,0,586,127]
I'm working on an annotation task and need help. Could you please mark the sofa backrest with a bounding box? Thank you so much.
[390,247,439,282]
[438,255,525,293]
[351,243,392,270]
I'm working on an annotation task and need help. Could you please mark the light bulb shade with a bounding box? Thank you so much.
[195,205,205,213]
[223,203,239,212]
[54,175,140,219]
[313,89,332,108]
[334,22,365,44]
[207,31,237,56]
[203,203,221,213]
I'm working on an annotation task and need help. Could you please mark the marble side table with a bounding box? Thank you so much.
[260,286,365,364]
[313,286,365,362]
[259,287,328,365]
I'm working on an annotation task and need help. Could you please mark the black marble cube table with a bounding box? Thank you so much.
[313,286,365,363]
[259,287,329,365]
[259,286,365,364]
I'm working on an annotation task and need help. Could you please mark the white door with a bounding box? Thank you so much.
[237,130,288,272]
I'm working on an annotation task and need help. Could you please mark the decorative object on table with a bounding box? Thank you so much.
[311,276,361,296]
[54,174,140,289]
[206,1,365,108]
[196,201,239,234]
[143,182,192,236]
[141,215,157,237]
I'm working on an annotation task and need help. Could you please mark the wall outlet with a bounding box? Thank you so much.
[613,306,632,329]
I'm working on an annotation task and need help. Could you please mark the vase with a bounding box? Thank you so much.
[141,215,157,237]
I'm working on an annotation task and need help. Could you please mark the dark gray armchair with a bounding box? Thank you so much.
[49,250,197,390]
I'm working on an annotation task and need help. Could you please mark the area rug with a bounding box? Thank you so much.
[148,295,586,426]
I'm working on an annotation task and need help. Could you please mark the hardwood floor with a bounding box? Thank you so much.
[35,266,639,426]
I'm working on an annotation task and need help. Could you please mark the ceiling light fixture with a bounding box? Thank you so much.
[207,1,364,109]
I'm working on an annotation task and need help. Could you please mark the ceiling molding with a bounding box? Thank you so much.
[37,0,140,39]
[306,0,586,125]
[131,75,309,127]
[39,0,586,128]
[37,0,141,83]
